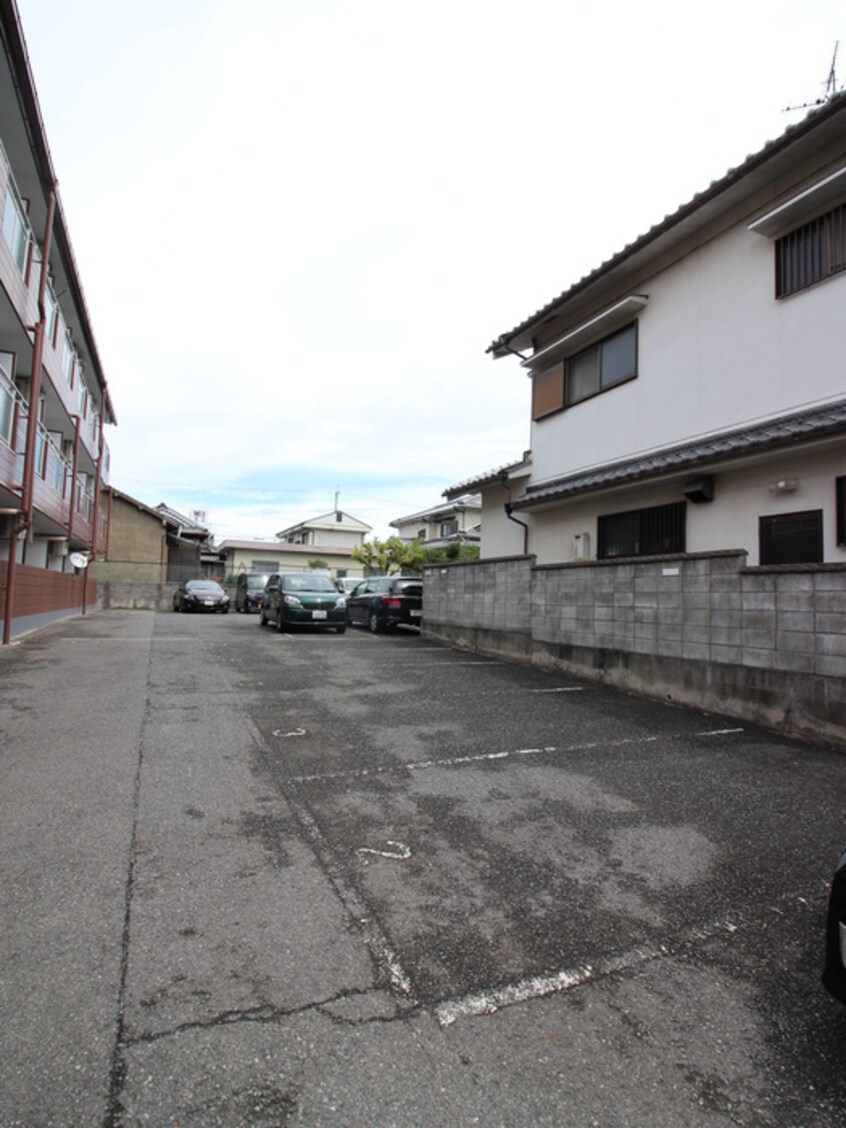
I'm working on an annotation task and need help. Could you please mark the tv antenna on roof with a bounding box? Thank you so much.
[783,41,842,112]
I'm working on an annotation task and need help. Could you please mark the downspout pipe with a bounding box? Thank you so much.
[3,186,56,645]
[504,503,530,556]
[82,426,105,618]
[498,468,530,557]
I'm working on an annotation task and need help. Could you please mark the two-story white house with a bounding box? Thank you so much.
[448,95,846,569]
[429,95,846,745]
[389,493,481,549]
[276,509,372,549]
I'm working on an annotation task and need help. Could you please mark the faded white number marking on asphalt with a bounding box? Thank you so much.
[356,840,412,862]
[697,728,744,736]
[272,727,307,737]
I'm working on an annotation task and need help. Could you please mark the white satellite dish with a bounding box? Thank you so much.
[69,552,88,569]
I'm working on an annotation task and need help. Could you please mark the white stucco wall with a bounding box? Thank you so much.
[526,444,846,567]
[527,223,846,488]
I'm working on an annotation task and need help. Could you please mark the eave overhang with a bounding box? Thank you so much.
[490,93,846,361]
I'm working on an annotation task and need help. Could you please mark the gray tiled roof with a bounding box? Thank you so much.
[490,92,846,357]
[511,400,846,510]
[444,454,532,498]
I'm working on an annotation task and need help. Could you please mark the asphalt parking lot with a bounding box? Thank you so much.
[2,607,846,1126]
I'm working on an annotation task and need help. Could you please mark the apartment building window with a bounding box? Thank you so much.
[532,322,637,419]
[251,560,278,572]
[0,351,14,446]
[2,185,29,274]
[775,202,846,298]
[45,286,58,342]
[760,510,823,564]
[62,335,75,386]
[597,501,686,559]
[440,519,458,537]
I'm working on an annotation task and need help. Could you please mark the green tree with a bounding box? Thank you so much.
[352,537,426,575]
[308,558,329,571]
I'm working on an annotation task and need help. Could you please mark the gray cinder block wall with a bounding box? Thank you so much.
[422,552,846,748]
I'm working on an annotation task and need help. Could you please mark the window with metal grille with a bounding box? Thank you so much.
[759,510,823,564]
[597,501,686,559]
[775,203,846,297]
[837,477,846,546]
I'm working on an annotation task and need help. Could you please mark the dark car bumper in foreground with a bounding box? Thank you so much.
[281,604,346,629]
[823,850,846,1002]
[383,606,422,629]
[184,599,228,613]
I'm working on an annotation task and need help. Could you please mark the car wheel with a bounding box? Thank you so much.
[276,609,286,633]
[221,607,229,614]
[368,611,381,633]
[259,608,267,626]
[335,625,346,634]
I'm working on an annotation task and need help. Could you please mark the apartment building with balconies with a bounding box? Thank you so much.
[0,0,115,642]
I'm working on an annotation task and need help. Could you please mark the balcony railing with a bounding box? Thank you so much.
[37,422,71,499]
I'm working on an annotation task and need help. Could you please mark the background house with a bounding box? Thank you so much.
[92,489,216,584]
[276,509,371,548]
[217,538,364,581]
[0,4,115,642]
[428,95,846,746]
[390,494,482,549]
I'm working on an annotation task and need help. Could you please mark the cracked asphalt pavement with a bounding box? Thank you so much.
[2,608,846,1126]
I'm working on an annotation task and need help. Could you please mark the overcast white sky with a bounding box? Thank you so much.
[16,0,846,541]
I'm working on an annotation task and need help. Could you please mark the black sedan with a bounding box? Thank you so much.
[346,576,422,633]
[823,849,846,1002]
[172,579,230,614]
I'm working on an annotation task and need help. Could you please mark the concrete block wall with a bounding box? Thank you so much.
[422,552,846,748]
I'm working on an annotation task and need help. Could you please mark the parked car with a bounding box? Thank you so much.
[235,572,270,613]
[336,577,364,595]
[260,572,347,633]
[172,579,230,614]
[823,849,846,1002]
[346,576,422,632]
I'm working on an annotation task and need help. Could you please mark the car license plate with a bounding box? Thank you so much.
[410,609,421,618]
[312,610,327,620]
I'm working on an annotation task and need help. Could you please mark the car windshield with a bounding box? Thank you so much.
[281,574,339,593]
[186,581,223,593]
[246,575,268,590]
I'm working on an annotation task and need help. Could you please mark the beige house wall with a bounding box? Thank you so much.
[91,495,167,583]
[224,544,364,578]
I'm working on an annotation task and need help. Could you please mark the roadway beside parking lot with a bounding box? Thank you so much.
[2,608,846,1126]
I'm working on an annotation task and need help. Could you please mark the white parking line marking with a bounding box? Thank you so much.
[289,737,658,785]
[434,915,741,1027]
[293,806,416,1001]
[697,728,744,736]
[531,687,585,693]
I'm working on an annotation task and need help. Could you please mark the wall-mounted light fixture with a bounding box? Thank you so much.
[768,478,799,494]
